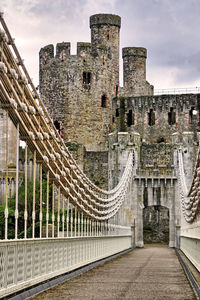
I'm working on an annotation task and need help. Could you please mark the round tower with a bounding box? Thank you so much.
[90,14,121,92]
[122,47,152,96]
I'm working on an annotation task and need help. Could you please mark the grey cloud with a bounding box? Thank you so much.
[1,0,200,88]
[113,0,200,86]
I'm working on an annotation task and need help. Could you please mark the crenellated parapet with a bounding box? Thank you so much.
[39,44,54,64]
[39,41,109,64]
[56,42,71,58]
[112,93,200,144]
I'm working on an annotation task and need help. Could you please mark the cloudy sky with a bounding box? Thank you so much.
[1,0,200,90]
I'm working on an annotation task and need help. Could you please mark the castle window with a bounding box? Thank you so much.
[148,109,155,126]
[107,33,109,40]
[54,120,60,133]
[83,72,91,84]
[189,106,196,123]
[116,85,118,97]
[143,187,148,207]
[168,107,176,125]
[127,110,134,127]
[101,94,107,108]
[112,116,115,123]
[54,120,64,137]
[116,108,119,117]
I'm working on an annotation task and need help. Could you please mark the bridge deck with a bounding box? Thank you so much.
[32,245,195,300]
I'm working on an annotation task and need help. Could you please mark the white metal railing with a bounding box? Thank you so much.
[154,87,200,95]
[0,235,132,298]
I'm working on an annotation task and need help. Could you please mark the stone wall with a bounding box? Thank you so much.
[66,142,108,189]
[83,151,108,189]
[140,143,174,169]
[39,14,121,152]
[112,93,200,143]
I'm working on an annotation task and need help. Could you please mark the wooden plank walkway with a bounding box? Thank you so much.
[32,245,196,300]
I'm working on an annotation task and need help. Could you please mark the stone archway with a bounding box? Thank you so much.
[143,205,169,244]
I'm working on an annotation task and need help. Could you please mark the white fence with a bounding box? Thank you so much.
[0,234,132,298]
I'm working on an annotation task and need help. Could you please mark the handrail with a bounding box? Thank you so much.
[154,87,200,95]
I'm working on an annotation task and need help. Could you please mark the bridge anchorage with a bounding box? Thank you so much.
[0,12,199,299]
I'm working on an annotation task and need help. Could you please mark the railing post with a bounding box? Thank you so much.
[57,186,60,237]
[32,150,36,238]
[4,109,8,240]
[78,210,80,237]
[90,219,92,236]
[52,180,55,238]
[39,164,42,238]
[15,123,19,239]
[24,144,28,239]
[67,198,69,237]
[74,206,77,237]
[70,204,73,237]
[62,194,64,237]
[85,217,87,237]
[81,212,84,236]
[46,170,49,238]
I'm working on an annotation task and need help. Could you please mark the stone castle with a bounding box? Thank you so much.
[39,13,200,246]
[1,13,199,247]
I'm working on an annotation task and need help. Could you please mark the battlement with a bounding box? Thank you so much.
[90,14,121,28]
[116,93,199,111]
[122,47,147,58]
[39,44,54,59]
[40,41,109,63]
[77,42,91,56]
[56,42,70,57]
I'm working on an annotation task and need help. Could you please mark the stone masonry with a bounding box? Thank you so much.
[38,14,200,246]
[0,13,195,246]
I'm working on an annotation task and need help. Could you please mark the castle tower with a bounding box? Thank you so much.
[122,47,153,96]
[90,14,121,94]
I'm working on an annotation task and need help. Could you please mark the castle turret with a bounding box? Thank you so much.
[90,14,121,93]
[122,47,153,96]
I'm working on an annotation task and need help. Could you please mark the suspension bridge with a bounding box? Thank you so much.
[0,13,199,299]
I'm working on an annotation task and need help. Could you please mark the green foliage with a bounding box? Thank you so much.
[0,179,53,239]
[0,180,89,239]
